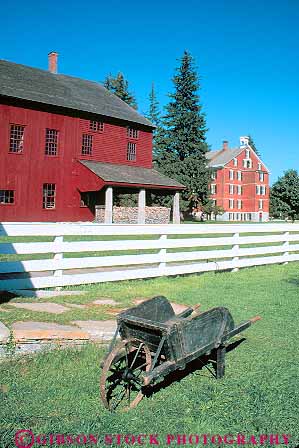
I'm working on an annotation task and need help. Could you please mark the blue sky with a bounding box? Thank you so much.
[1,0,298,183]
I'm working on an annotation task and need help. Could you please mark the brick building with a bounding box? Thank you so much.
[206,137,270,221]
[0,53,184,223]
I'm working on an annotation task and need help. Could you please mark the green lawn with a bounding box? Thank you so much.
[1,263,299,447]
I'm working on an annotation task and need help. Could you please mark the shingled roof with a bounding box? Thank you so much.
[0,59,153,128]
[206,147,244,167]
[79,160,185,189]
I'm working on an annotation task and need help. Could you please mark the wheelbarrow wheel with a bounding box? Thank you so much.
[100,338,152,412]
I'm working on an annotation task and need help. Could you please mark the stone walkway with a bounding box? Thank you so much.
[0,298,189,358]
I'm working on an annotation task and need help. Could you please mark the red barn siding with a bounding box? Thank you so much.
[0,103,153,221]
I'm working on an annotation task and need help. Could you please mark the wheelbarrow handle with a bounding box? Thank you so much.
[249,315,262,323]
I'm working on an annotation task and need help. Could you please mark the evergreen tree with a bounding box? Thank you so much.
[270,169,299,221]
[155,51,210,213]
[104,72,137,109]
[248,135,261,157]
[145,83,164,160]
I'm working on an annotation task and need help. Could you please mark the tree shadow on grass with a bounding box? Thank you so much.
[144,338,246,398]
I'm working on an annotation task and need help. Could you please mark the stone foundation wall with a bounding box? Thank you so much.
[95,206,170,224]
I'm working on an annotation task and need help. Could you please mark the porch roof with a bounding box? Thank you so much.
[79,160,185,190]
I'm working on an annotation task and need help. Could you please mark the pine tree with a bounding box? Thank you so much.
[155,51,210,213]
[248,135,261,157]
[104,72,137,109]
[145,83,164,160]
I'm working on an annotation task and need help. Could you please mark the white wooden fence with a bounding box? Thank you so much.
[0,222,299,291]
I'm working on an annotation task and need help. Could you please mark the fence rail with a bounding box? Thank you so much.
[1,222,299,290]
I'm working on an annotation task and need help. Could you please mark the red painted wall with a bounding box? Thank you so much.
[210,148,269,218]
[0,102,153,221]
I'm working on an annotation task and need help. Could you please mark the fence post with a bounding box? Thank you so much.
[53,236,63,288]
[283,231,289,265]
[232,232,239,272]
[158,234,167,276]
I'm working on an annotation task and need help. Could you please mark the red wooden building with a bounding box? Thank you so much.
[0,53,184,223]
[206,137,270,221]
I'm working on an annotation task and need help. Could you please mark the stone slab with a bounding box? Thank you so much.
[12,321,89,342]
[92,299,118,306]
[9,290,87,298]
[9,302,70,314]
[72,320,117,341]
[0,322,10,343]
[67,303,86,309]
[171,303,189,314]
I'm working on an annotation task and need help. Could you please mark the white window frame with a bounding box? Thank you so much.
[237,185,242,195]
[258,162,262,170]
[245,148,250,158]
[229,170,234,180]
[233,158,238,167]
[211,171,216,180]
[237,199,242,210]
[237,171,242,181]
[259,200,263,210]
[229,184,234,195]
[229,199,234,209]
[256,185,261,195]
[210,184,217,194]
[259,172,264,182]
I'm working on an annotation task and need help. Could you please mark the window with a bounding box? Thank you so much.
[127,142,136,161]
[259,172,264,182]
[245,148,250,158]
[9,124,25,153]
[210,184,217,194]
[259,200,263,210]
[237,171,242,181]
[229,170,234,180]
[233,158,238,167]
[211,171,217,180]
[212,199,217,206]
[237,199,242,210]
[45,129,58,155]
[258,162,262,171]
[127,127,139,139]
[229,213,233,221]
[81,134,93,155]
[0,190,14,204]
[90,120,104,132]
[256,185,261,195]
[229,184,234,195]
[243,159,252,168]
[229,199,234,209]
[260,185,266,195]
[43,183,56,209]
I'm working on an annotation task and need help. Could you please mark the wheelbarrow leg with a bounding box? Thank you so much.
[216,345,226,379]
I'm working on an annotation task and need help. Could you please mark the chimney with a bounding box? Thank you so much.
[222,140,229,151]
[48,51,58,74]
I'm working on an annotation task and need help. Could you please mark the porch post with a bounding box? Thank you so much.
[138,188,146,224]
[104,187,113,224]
[173,191,180,224]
